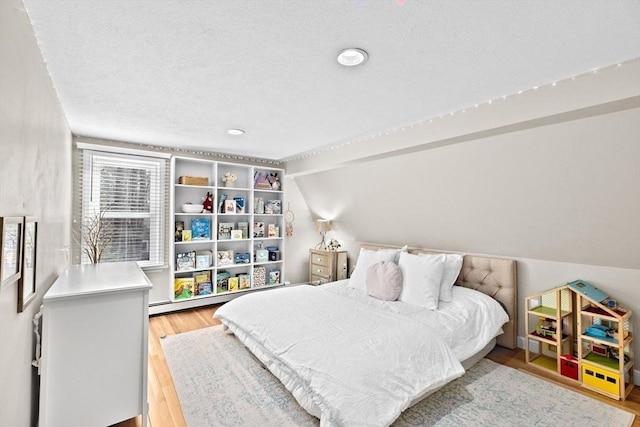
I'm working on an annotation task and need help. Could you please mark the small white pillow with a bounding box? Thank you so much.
[419,253,463,302]
[348,248,400,291]
[366,261,403,301]
[397,252,445,310]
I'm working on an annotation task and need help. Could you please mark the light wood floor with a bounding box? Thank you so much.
[116,305,639,427]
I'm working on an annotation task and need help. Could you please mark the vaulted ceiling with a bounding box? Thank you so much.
[23,0,640,161]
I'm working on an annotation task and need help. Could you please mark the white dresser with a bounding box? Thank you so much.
[39,262,152,427]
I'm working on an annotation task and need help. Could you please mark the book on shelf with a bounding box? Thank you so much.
[218,222,234,240]
[216,271,231,293]
[228,277,239,292]
[237,222,249,239]
[217,250,234,266]
[224,199,236,214]
[230,229,243,239]
[254,197,264,214]
[267,224,279,238]
[176,251,196,271]
[193,271,213,296]
[195,250,213,269]
[253,266,266,287]
[218,193,227,213]
[238,274,251,289]
[264,200,281,214]
[269,269,280,285]
[175,221,184,242]
[235,252,250,264]
[174,277,194,300]
[181,230,192,241]
[191,218,211,240]
[253,222,265,238]
[234,197,245,213]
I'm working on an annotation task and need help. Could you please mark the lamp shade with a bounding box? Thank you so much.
[315,219,331,232]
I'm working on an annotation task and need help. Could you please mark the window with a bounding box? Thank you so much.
[75,146,168,268]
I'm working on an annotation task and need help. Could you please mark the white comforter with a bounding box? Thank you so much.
[215,285,465,427]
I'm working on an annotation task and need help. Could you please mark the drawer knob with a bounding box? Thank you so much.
[317,257,322,262]
[317,269,322,273]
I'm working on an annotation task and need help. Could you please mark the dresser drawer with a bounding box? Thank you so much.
[310,251,330,267]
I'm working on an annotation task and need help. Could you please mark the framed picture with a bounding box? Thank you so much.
[1,216,23,289]
[18,217,37,312]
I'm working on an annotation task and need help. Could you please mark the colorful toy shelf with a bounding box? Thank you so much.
[526,280,634,401]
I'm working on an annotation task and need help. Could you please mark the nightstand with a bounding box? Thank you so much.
[308,249,348,285]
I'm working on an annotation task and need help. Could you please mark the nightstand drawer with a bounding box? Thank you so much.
[310,251,330,267]
[310,265,330,278]
[310,275,330,285]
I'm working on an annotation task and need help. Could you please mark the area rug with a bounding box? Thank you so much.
[161,326,635,427]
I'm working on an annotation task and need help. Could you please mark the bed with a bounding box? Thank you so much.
[215,244,517,427]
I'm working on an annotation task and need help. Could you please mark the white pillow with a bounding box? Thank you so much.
[397,252,445,310]
[348,248,400,291]
[419,253,463,302]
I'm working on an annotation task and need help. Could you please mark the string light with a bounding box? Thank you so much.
[283,59,630,163]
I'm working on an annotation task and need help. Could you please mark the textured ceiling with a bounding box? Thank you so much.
[22,0,640,161]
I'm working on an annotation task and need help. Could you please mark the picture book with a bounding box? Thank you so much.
[218,193,227,213]
[234,197,245,213]
[181,230,192,241]
[194,271,213,296]
[231,229,243,239]
[253,266,266,287]
[216,271,230,293]
[174,277,194,300]
[191,218,211,240]
[269,269,280,285]
[253,222,265,238]
[267,224,279,238]
[235,252,250,264]
[238,274,251,289]
[175,221,184,242]
[264,199,281,214]
[237,221,249,238]
[217,250,234,266]
[254,197,264,214]
[176,251,195,271]
[224,199,236,213]
[195,250,212,269]
[218,222,234,240]
[228,277,239,292]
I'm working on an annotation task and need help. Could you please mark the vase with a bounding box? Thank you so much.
[224,181,235,188]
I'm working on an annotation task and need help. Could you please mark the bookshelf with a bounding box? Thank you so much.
[168,156,285,310]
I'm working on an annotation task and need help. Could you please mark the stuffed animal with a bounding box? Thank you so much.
[203,192,214,212]
[268,173,280,190]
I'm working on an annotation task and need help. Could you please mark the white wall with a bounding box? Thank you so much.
[0,1,72,426]
[284,60,640,364]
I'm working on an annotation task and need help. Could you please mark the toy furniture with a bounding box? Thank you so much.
[525,280,634,401]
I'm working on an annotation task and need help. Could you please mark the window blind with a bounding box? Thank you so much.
[74,147,168,268]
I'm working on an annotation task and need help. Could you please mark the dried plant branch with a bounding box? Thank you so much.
[74,207,115,263]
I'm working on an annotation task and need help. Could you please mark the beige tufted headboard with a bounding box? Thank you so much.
[360,244,518,349]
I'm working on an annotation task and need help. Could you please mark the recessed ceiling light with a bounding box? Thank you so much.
[337,48,368,67]
[227,129,245,136]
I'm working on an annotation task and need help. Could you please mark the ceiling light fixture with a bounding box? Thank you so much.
[227,129,245,136]
[336,48,368,67]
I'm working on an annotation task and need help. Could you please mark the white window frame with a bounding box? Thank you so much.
[77,143,169,268]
